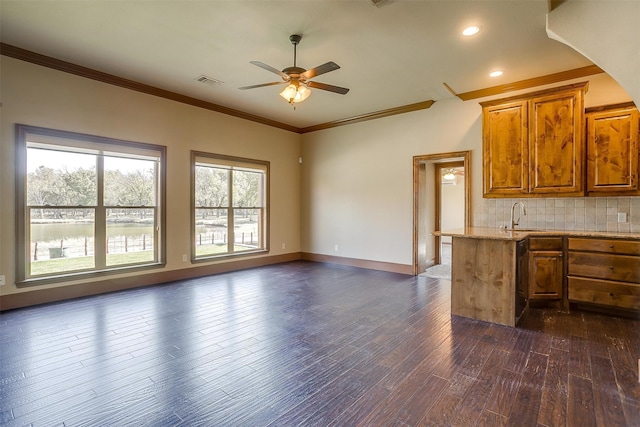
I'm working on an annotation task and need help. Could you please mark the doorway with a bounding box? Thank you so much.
[412,151,471,276]
[435,162,465,266]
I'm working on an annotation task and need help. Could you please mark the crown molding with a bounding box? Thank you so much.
[299,100,436,133]
[446,64,604,101]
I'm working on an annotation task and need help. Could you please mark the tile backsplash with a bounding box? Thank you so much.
[474,197,640,233]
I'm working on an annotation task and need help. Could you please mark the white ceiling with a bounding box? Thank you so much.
[1,0,594,129]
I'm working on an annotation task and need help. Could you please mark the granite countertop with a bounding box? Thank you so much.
[436,227,640,241]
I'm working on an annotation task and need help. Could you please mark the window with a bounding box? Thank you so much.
[191,151,269,260]
[15,124,166,284]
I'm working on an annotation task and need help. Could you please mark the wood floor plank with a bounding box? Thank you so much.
[484,367,523,417]
[0,261,637,426]
[505,351,548,427]
[417,392,462,427]
[569,335,592,380]
[537,346,569,426]
[590,354,627,426]
[449,347,510,426]
[568,374,598,427]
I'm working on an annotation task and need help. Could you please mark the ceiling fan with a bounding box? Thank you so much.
[239,34,349,104]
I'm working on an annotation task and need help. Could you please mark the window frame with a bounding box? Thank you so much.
[15,124,167,286]
[191,151,270,262]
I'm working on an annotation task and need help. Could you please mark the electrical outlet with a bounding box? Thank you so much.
[281,243,286,250]
[334,244,339,252]
[182,254,188,262]
[0,275,5,286]
[618,212,627,223]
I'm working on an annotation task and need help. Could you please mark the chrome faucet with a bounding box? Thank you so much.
[509,201,527,229]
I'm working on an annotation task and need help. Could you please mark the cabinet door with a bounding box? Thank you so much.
[529,250,563,300]
[529,89,584,195]
[482,100,528,197]
[587,107,639,195]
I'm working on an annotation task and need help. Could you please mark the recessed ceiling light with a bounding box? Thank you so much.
[462,26,480,36]
[490,70,503,77]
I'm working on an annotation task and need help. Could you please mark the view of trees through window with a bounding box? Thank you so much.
[193,154,267,259]
[26,147,158,276]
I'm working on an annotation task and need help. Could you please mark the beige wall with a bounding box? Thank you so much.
[301,97,480,266]
[301,73,635,269]
[0,56,302,297]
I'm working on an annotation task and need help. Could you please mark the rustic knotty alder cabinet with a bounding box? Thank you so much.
[528,237,564,303]
[568,237,640,313]
[451,236,523,327]
[586,103,640,196]
[481,99,528,196]
[482,82,588,197]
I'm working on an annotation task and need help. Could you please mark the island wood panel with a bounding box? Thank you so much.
[529,88,584,195]
[451,237,516,327]
[568,276,640,310]
[587,106,639,195]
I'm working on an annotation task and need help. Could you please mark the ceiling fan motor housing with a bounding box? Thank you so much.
[289,34,302,45]
[282,66,306,78]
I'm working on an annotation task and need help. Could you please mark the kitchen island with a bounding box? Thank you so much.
[438,227,640,327]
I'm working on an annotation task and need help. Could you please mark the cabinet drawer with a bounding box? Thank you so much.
[568,252,640,283]
[568,276,640,310]
[568,238,640,255]
[529,237,563,251]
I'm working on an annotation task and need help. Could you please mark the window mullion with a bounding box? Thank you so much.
[94,155,106,269]
[227,169,234,253]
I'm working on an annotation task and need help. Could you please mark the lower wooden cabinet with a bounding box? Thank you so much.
[568,237,640,312]
[528,237,564,302]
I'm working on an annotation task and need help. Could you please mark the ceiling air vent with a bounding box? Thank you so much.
[370,0,393,7]
[195,75,223,86]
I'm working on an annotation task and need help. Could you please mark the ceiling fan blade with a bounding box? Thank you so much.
[239,81,286,90]
[306,81,350,95]
[250,61,289,79]
[301,62,340,80]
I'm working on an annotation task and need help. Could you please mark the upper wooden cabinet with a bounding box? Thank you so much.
[586,103,639,196]
[482,100,529,195]
[482,82,588,198]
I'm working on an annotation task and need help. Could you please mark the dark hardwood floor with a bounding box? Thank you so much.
[1,261,638,426]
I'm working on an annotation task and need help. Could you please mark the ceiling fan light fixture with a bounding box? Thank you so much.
[279,82,311,104]
[443,169,456,181]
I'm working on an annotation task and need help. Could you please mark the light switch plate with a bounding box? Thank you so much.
[618,212,628,223]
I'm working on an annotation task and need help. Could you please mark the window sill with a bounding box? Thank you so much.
[16,261,166,288]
